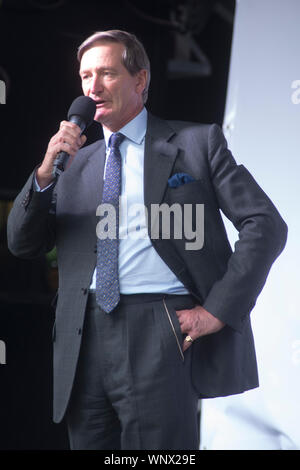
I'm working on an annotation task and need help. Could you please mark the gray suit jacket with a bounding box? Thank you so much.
[7,113,288,423]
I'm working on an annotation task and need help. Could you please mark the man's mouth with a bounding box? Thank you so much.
[95,100,106,107]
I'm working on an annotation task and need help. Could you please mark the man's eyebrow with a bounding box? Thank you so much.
[79,68,89,76]
[79,66,117,76]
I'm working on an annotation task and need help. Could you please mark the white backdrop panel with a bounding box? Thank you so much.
[200,0,300,450]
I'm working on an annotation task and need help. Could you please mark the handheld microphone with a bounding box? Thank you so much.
[52,96,96,179]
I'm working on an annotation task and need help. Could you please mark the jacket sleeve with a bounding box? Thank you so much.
[7,170,56,259]
[202,124,288,333]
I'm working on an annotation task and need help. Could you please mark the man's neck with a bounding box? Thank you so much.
[102,105,144,133]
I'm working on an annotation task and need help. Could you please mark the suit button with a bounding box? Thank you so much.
[77,328,82,335]
[22,192,30,207]
[81,287,88,295]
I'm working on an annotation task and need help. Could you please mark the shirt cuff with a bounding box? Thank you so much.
[33,172,54,192]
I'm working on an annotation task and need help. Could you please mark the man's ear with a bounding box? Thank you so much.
[136,69,148,95]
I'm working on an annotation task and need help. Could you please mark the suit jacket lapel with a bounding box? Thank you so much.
[82,139,106,213]
[80,114,179,226]
[144,113,178,211]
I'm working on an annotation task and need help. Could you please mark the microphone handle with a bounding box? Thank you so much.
[52,115,86,179]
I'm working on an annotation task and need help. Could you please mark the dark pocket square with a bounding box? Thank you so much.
[168,173,195,188]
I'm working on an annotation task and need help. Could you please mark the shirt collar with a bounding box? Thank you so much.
[103,107,147,148]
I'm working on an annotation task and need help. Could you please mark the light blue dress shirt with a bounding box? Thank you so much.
[91,107,188,294]
[36,107,188,295]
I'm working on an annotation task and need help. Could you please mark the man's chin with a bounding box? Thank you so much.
[94,109,111,125]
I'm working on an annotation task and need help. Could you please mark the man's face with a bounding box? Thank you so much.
[80,41,147,132]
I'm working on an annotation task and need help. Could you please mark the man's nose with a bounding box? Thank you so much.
[90,75,104,95]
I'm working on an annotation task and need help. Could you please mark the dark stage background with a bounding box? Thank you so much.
[0,0,234,449]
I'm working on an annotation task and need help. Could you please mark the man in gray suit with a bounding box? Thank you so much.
[7,30,287,450]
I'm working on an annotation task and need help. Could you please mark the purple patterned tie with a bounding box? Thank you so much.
[96,132,125,312]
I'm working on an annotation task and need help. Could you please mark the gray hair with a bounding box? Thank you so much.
[77,30,151,104]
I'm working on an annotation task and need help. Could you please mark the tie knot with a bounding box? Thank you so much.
[109,132,125,150]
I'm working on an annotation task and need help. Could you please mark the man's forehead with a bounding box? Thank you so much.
[80,41,125,63]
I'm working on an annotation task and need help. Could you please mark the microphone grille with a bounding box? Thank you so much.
[67,96,96,128]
